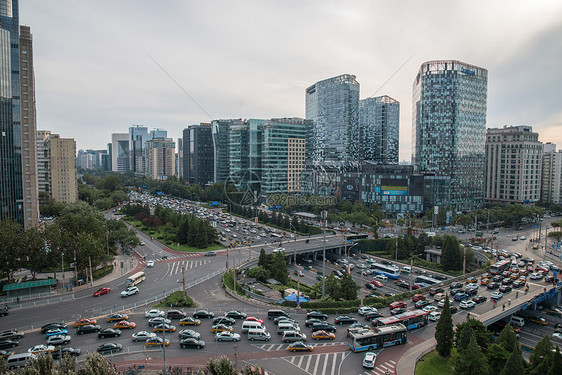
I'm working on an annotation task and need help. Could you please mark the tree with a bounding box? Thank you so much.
[486,343,510,374]
[324,273,339,299]
[338,271,357,300]
[435,295,454,356]
[528,335,554,375]
[455,334,490,375]
[258,248,271,269]
[270,252,288,284]
[21,227,49,279]
[246,265,270,282]
[498,341,525,375]
[496,323,518,353]
[456,320,474,353]
[207,355,236,375]
[455,319,491,352]
[549,346,562,375]
[77,352,117,375]
[441,234,462,271]
[0,218,23,281]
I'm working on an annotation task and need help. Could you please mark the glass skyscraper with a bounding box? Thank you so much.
[305,74,360,164]
[359,95,400,164]
[412,60,488,212]
[183,123,214,187]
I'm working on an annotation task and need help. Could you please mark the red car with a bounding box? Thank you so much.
[245,316,264,324]
[94,287,111,297]
[412,294,426,302]
[389,301,407,310]
[370,280,383,288]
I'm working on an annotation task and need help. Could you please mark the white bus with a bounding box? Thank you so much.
[348,324,407,352]
[126,271,146,287]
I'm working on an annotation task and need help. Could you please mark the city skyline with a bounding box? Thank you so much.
[19,0,562,160]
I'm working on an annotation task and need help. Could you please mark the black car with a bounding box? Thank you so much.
[97,342,123,354]
[492,275,503,282]
[52,347,81,359]
[148,317,171,327]
[306,311,328,320]
[41,323,66,334]
[305,318,323,327]
[450,306,459,314]
[499,285,512,294]
[390,308,407,315]
[465,288,478,296]
[225,310,247,320]
[395,280,410,289]
[98,328,121,339]
[178,329,201,340]
[311,322,337,333]
[0,340,18,349]
[76,325,101,335]
[180,338,205,349]
[487,282,500,290]
[192,310,214,319]
[472,296,487,304]
[166,310,187,320]
[434,275,448,281]
[213,316,236,326]
[449,281,463,289]
[450,288,463,296]
[335,316,357,325]
[364,311,384,321]
[502,278,513,285]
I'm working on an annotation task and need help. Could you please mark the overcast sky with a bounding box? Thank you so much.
[20,0,562,161]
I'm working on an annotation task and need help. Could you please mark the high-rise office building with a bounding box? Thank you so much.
[412,60,488,212]
[359,96,399,165]
[541,143,561,204]
[111,133,129,173]
[176,138,183,179]
[19,25,39,228]
[306,74,360,164]
[76,149,108,170]
[485,125,543,204]
[144,137,175,180]
[129,125,149,175]
[212,119,244,183]
[183,123,214,187]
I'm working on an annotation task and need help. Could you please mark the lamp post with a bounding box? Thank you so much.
[61,253,64,288]
[322,210,327,298]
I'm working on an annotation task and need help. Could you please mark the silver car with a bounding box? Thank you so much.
[46,335,71,346]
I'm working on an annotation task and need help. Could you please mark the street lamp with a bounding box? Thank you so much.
[322,210,327,298]
[61,253,64,289]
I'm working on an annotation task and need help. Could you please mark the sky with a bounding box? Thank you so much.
[19,0,562,161]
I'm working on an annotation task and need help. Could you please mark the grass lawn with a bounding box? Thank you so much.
[415,349,457,375]
[167,242,224,253]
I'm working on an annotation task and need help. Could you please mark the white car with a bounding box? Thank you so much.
[145,309,165,318]
[423,305,438,313]
[121,286,139,297]
[552,332,562,342]
[358,306,377,316]
[132,331,157,342]
[428,311,441,322]
[146,260,154,268]
[491,291,504,300]
[520,236,527,240]
[530,273,543,280]
[459,300,476,309]
[47,334,71,345]
[28,344,55,354]
[362,351,377,368]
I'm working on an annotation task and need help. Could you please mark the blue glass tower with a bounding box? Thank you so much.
[412,60,488,212]
[359,95,400,164]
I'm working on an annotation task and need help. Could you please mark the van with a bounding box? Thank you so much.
[277,322,299,335]
[247,329,271,341]
[6,353,37,370]
[510,315,525,327]
[241,321,264,333]
[267,309,290,320]
[374,274,388,282]
[429,311,441,322]
[282,330,307,342]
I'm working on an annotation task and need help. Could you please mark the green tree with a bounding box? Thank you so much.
[549,346,562,375]
[207,355,236,375]
[258,248,271,269]
[109,190,128,205]
[455,334,490,375]
[246,265,270,282]
[528,335,554,375]
[338,271,357,300]
[496,323,518,353]
[270,252,288,284]
[324,273,339,299]
[486,343,510,374]
[21,227,49,279]
[455,319,491,352]
[441,234,462,271]
[498,342,525,375]
[456,320,474,353]
[0,218,23,281]
[435,295,454,356]
[76,352,117,375]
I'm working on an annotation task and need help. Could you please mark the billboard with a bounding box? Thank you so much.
[379,178,408,196]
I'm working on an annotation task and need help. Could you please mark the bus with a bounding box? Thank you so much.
[271,233,283,238]
[348,324,407,352]
[369,263,401,280]
[376,310,429,330]
[346,233,369,241]
[126,271,146,287]
[489,260,511,275]
[414,275,441,287]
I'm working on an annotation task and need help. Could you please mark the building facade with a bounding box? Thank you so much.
[288,138,306,193]
[306,74,360,164]
[485,125,543,204]
[412,60,488,212]
[541,143,561,204]
[359,95,399,165]
[111,133,129,173]
[183,123,214,187]
[176,138,183,179]
[144,137,175,180]
[77,149,108,170]
[129,125,149,175]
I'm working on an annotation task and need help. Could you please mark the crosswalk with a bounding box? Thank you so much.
[164,259,212,277]
[252,342,341,352]
[145,252,203,262]
[282,351,348,375]
[365,359,396,375]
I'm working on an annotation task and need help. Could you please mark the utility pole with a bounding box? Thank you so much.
[88,257,93,287]
[226,247,229,270]
[462,247,466,276]
[181,265,186,299]
[297,272,301,308]
[61,253,64,288]
[73,249,77,286]
[162,327,167,375]
[248,243,251,261]
[322,210,327,298]
[360,270,364,307]
[409,259,413,291]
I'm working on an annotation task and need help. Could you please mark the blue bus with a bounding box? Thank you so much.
[348,324,407,352]
[369,263,401,280]
[414,275,441,287]
[376,310,429,330]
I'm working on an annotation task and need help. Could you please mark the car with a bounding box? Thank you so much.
[454,293,469,301]
[528,316,548,326]
[520,235,527,240]
[312,330,335,340]
[148,317,172,327]
[364,311,384,321]
[530,272,544,280]
[460,300,476,309]
[491,292,504,300]
[412,294,426,302]
[0,340,19,349]
[114,320,136,329]
[472,296,487,304]
[46,334,71,346]
[450,288,464,296]
[28,344,56,354]
[98,328,121,339]
[294,270,304,277]
[499,285,512,294]
[306,311,328,320]
[76,325,101,335]
[216,331,241,342]
[132,331,157,342]
[391,307,407,315]
[96,342,123,354]
[428,311,441,322]
[140,241,145,246]
[213,316,237,326]
[179,317,201,326]
[415,300,431,308]
[121,286,139,297]
[305,318,323,327]
[465,277,477,284]
[106,313,128,322]
[394,280,410,289]
[74,318,97,327]
[45,328,68,338]
[437,299,446,308]
[311,322,337,333]
[179,329,201,340]
[371,280,384,288]
[153,324,176,333]
[335,316,357,325]
[502,278,513,285]
[0,330,24,341]
[487,282,500,290]
[389,301,407,310]
[166,310,187,320]
[145,337,170,347]
[552,332,562,341]
[288,341,313,352]
[205,251,217,256]
[180,338,205,349]
[429,287,445,296]
[93,287,111,297]
[363,351,377,368]
[0,349,14,358]
[358,306,377,316]
[434,293,446,302]
[449,281,463,289]
[211,324,233,333]
[245,316,264,324]
[423,305,438,313]
[480,278,491,286]
[146,260,155,268]
[450,306,459,314]
[225,310,247,320]
[41,323,66,334]
[145,309,166,318]
[51,347,81,359]
[193,310,215,319]
[161,255,169,260]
